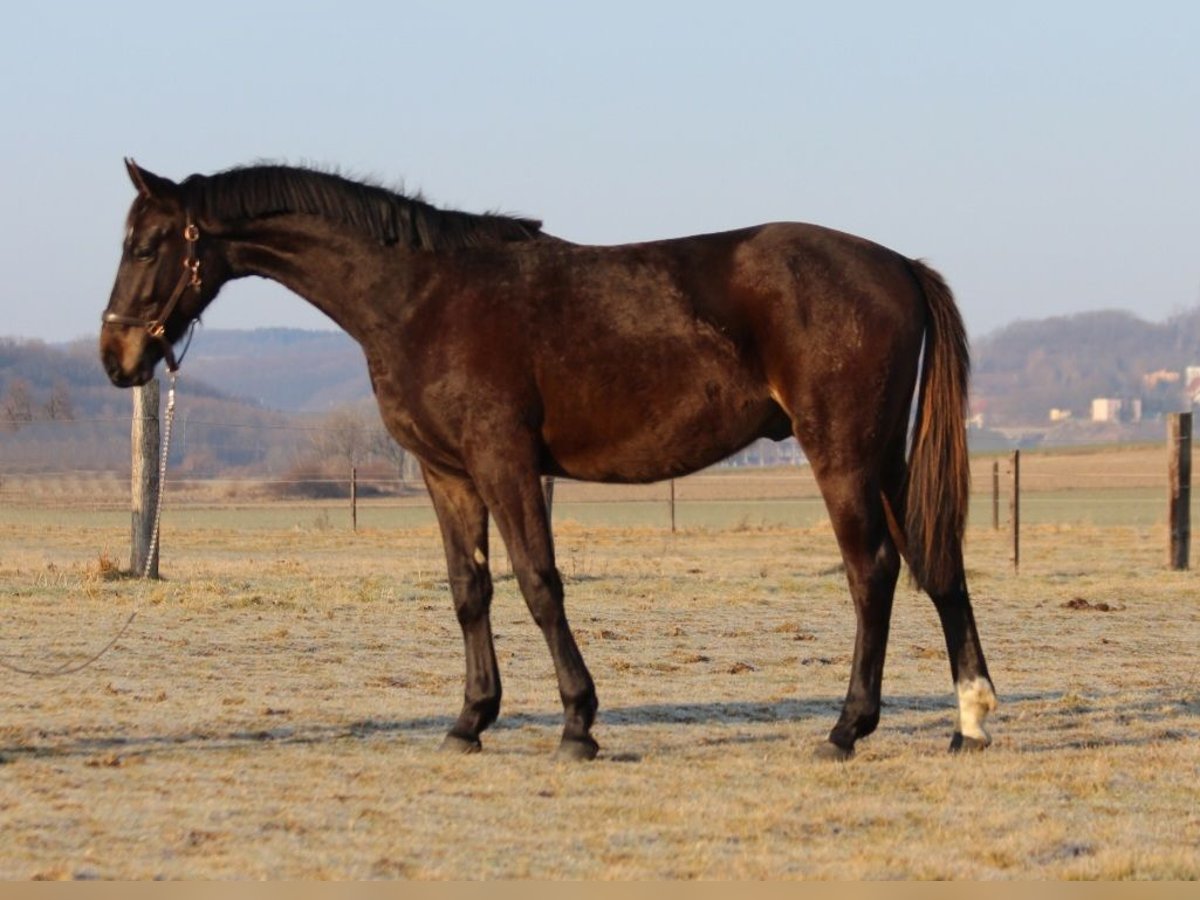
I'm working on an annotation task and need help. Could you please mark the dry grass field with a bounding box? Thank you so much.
[0,446,1197,879]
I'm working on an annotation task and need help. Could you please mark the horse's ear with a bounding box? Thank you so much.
[124,158,177,200]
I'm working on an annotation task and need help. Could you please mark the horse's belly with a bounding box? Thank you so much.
[542,385,788,484]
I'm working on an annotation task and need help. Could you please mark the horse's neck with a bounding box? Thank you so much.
[223,216,398,343]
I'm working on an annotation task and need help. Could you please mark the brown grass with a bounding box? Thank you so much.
[1,453,1198,879]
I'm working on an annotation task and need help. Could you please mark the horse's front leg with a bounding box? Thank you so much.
[423,465,501,753]
[473,455,599,760]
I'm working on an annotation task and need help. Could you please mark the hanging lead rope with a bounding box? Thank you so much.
[143,371,178,578]
[0,372,180,676]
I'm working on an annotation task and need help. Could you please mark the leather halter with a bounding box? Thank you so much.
[102,216,202,373]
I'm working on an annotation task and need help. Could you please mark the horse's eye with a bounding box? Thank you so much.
[131,244,156,262]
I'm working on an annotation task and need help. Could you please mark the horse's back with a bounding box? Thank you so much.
[521,223,928,482]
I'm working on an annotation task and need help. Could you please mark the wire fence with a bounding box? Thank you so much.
[0,453,1192,530]
[1,409,1194,537]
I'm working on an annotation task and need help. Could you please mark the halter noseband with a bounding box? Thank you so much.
[102,215,202,373]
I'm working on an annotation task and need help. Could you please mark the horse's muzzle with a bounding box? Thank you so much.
[99,324,157,388]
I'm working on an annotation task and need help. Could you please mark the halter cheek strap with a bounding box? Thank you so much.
[103,216,203,373]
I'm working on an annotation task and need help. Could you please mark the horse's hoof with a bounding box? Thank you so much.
[813,740,854,762]
[555,736,599,761]
[440,732,482,754]
[949,732,989,753]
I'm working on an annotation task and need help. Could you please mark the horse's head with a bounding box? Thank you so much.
[100,159,224,387]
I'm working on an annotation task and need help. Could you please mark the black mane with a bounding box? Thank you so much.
[180,164,546,251]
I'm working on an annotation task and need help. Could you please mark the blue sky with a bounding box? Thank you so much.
[2,1,1197,342]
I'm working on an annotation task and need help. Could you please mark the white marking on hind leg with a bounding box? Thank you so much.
[955,677,997,744]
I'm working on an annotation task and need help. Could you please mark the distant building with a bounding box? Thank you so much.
[1091,397,1142,424]
[1142,369,1180,389]
[1091,398,1122,422]
[1049,408,1072,422]
[722,436,807,467]
[1187,367,1200,406]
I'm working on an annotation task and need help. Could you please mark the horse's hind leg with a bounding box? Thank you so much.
[928,581,995,752]
[423,465,502,753]
[880,463,996,752]
[810,464,902,760]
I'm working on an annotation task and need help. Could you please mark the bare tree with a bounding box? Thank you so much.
[371,426,417,488]
[310,408,372,470]
[43,378,75,421]
[2,378,33,431]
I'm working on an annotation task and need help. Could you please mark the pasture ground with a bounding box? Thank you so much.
[0,450,1198,879]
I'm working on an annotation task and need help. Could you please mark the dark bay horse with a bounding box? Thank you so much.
[100,160,995,761]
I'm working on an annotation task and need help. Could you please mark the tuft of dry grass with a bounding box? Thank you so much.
[92,552,122,582]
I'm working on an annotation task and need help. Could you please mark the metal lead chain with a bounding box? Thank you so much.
[144,371,178,579]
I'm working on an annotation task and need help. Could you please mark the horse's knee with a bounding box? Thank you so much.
[448,562,493,629]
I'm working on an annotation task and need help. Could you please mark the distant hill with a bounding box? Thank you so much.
[0,337,242,419]
[179,328,371,412]
[972,306,1200,429]
[0,337,306,475]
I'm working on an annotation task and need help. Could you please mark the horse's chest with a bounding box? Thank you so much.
[367,362,424,443]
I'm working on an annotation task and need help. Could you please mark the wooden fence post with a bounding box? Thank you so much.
[1168,412,1192,570]
[131,379,160,578]
[1009,449,1020,574]
[350,466,358,532]
[669,479,677,533]
[992,460,1000,531]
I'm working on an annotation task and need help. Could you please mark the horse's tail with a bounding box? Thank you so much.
[902,260,971,597]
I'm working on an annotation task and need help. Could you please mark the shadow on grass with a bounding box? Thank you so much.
[3,690,1196,763]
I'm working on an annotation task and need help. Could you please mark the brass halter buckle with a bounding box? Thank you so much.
[183,221,202,289]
